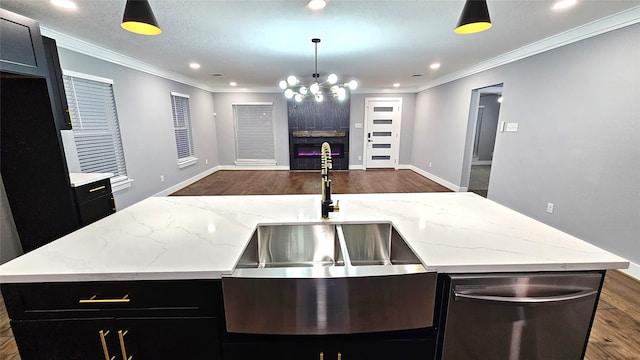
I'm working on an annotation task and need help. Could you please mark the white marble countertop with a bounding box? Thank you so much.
[0,193,628,283]
[69,172,113,187]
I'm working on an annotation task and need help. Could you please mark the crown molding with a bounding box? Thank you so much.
[41,5,639,95]
[417,5,640,92]
[40,27,216,92]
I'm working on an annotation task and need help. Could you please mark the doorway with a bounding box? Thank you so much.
[363,97,402,169]
[463,85,503,197]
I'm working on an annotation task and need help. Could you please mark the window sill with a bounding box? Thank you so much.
[111,177,134,193]
[178,156,198,169]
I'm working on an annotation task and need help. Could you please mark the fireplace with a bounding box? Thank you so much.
[294,143,344,159]
[287,97,350,170]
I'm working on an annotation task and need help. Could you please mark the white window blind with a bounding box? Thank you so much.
[63,73,129,186]
[171,92,197,168]
[233,103,276,165]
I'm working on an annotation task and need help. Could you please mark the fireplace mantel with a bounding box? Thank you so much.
[292,130,346,138]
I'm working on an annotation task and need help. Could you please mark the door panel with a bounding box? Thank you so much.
[11,318,115,360]
[365,99,402,168]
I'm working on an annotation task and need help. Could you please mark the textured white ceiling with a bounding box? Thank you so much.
[2,0,639,93]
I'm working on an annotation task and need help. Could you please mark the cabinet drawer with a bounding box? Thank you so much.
[1,280,223,320]
[77,193,115,225]
[73,178,112,203]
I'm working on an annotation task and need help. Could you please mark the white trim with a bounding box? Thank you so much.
[472,160,493,166]
[41,27,217,92]
[232,102,274,106]
[620,261,640,281]
[396,164,412,170]
[417,6,640,92]
[349,165,365,170]
[153,167,220,197]
[219,165,289,171]
[170,92,190,99]
[178,156,198,169]
[233,159,277,166]
[410,166,464,192]
[111,177,134,193]
[62,69,113,84]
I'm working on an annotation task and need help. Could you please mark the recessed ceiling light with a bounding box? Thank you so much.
[430,63,441,70]
[393,83,400,88]
[308,0,327,10]
[51,0,77,10]
[189,63,201,69]
[229,82,237,87]
[553,0,577,10]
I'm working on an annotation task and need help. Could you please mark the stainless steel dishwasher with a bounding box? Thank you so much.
[440,272,603,360]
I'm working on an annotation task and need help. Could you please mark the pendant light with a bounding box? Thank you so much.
[455,0,492,34]
[121,0,162,35]
[279,38,357,102]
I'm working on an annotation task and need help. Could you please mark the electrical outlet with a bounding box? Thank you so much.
[546,202,554,214]
[358,155,362,161]
[429,162,432,168]
[206,159,209,165]
[160,175,165,183]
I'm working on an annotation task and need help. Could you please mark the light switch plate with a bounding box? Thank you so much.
[506,122,519,132]
[355,123,363,129]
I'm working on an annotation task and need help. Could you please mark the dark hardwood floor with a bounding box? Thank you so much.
[171,169,451,196]
[1,170,638,359]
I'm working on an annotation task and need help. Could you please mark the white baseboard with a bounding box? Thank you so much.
[620,261,640,281]
[396,164,412,170]
[153,166,221,197]
[472,160,492,166]
[218,165,290,171]
[410,166,463,192]
[349,165,364,170]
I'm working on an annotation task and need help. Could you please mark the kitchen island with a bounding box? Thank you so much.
[0,193,629,360]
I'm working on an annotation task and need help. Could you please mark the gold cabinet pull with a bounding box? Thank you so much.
[118,330,133,360]
[79,294,130,304]
[319,352,324,360]
[337,352,342,360]
[98,330,115,360]
[89,185,107,192]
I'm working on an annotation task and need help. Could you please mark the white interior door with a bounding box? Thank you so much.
[364,98,402,169]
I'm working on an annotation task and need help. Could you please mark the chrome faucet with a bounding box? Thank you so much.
[321,142,339,218]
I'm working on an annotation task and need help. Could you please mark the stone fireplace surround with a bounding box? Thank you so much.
[287,97,350,170]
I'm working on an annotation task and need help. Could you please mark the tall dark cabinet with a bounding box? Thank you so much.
[1,8,81,252]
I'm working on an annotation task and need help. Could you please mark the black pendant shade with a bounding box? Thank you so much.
[455,0,492,34]
[121,0,162,35]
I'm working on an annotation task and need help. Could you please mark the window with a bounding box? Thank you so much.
[63,71,132,191]
[170,92,197,168]
[232,103,276,165]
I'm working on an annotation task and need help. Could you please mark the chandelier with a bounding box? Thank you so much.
[279,38,358,102]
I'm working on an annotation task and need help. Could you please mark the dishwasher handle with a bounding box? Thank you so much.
[453,289,598,304]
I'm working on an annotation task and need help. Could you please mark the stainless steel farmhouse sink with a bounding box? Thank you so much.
[222,222,437,335]
[235,224,345,269]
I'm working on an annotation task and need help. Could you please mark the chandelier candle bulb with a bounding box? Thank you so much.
[279,38,357,102]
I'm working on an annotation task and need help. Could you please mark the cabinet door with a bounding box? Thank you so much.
[42,36,72,130]
[10,318,116,360]
[223,338,333,360]
[337,338,436,360]
[117,317,221,360]
[0,9,48,77]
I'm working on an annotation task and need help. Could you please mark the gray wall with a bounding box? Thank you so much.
[57,47,219,209]
[411,24,640,266]
[350,93,416,166]
[477,94,500,161]
[213,93,289,167]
